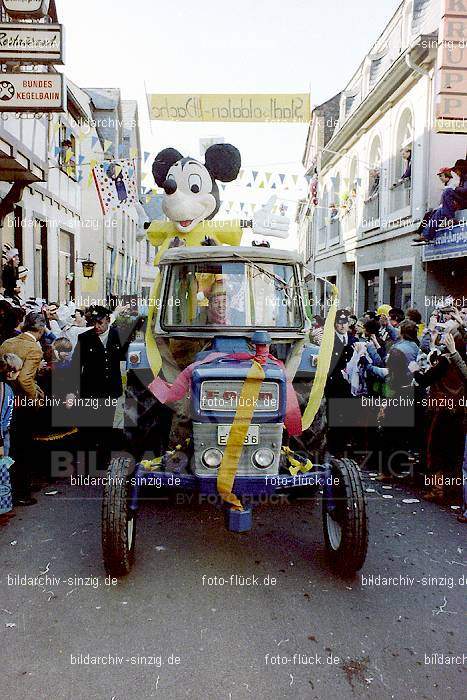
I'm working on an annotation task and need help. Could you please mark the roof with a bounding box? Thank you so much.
[158,246,303,265]
[83,88,121,111]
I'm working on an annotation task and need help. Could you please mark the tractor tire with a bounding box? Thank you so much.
[102,456,136,577]
[322,457,368,576]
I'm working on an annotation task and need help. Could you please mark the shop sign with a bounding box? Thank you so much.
[0,72,66,112]
[0,23,63,63]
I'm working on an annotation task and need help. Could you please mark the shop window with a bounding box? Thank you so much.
[362,270,380,312]
[389,267,412,310]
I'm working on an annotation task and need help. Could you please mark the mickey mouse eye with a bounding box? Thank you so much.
[189,174,202,193]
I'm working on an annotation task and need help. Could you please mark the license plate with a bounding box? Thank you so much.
[217,424,259,446]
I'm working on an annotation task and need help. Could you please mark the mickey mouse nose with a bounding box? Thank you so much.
[163,179,177,195]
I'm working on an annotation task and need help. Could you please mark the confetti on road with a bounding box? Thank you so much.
[402,499,420,504]
[10,541,17,546]
[39,563,50,575]
[45,491,58,496]
[155,546,166,551]
[289,674,294,686]
[5,622,16,628]
[382,495,394,499]
[366,488,376,493]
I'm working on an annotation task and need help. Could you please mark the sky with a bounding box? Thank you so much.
[60,0,399,166]
[59,0,400,245]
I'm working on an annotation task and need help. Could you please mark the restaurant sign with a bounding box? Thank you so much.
[0,72,66,112]
[1,0,50,18]
[435,0,467,132]
[0,23,63,63]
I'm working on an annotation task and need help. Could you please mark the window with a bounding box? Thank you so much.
[59,124,77,180]
[391,109,413,211]
[369,56,385,90]
[345,93,358,116]
[34,219,48,300]
[58,231,73,302]
[364,136,381,228]
[163,261,302,330]
[329,173,341,243]
[318,186,328,248]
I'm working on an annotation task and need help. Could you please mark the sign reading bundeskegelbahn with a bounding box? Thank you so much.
[1,0,50,18]
[0,23,64,63]
[0,72,66,112]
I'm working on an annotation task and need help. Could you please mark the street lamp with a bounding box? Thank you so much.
[81,254,96,279]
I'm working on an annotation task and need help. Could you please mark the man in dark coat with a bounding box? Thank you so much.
[67,306,128,467]
[325,309,357,455]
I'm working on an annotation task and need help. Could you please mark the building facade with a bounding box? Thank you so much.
[301,0,467,318]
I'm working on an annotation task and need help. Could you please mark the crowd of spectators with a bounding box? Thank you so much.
[313,301,467,523]
[0,247,132,523]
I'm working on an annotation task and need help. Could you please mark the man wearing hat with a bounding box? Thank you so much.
[67,306,129,465]
[413,159,467,244]
[325,309,357,454]
[1,248,20,302]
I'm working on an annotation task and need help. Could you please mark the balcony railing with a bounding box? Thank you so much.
[363,192,380,229]
[390,178,411,212]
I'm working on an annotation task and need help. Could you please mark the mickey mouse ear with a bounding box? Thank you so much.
[204,144,241,182]
[152,147,183,186]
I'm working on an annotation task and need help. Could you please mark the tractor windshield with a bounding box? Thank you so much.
[161,261,303,329]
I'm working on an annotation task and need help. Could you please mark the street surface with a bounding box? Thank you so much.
[1,471,465,700]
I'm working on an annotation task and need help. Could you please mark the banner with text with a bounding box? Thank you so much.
[148,93,310,123]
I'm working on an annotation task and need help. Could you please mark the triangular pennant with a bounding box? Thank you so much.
[91,136,99,151]
[252,170,258,181]
[292,174,298,185]
[104,140,112,153]
[265,172,272,183]
[130,147,138,159]
[271,182,276,189]
[144,151,151,162]
[259,181,265,189]
[246,182,252,188]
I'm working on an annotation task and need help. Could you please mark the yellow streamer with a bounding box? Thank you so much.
[145,270,163,377]
[217,360,265,510]
[301,284,339,431]
[281,446,313,476]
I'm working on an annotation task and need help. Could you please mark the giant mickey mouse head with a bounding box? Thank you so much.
[152,144,290,239]
[153,144,241,234]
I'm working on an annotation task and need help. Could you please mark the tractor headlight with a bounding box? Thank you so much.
[202,448,223,469]
[252,448,275,469]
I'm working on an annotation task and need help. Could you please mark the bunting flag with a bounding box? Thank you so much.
[265,172,272,183]
[103,140,112,153]
[144,151,151,162]
[130,147,138,159]
[78,154,86,165]
[91,136,99,151]
[252,170,258,181]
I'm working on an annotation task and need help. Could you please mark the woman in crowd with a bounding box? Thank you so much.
[0,353,23,525]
